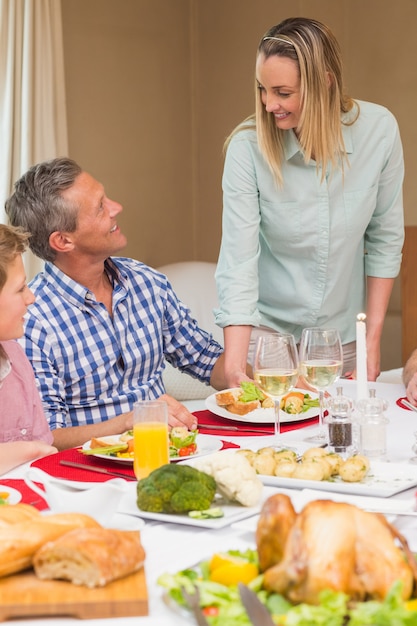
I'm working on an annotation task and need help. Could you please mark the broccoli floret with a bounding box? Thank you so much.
[135,480,166,513]
[136,463,217,514]
[170,480,215,513]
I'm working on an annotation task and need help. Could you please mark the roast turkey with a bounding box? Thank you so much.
[256,493,417,604]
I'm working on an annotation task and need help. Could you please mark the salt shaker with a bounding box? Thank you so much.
[356,389,389,458]
[325,387,354,457]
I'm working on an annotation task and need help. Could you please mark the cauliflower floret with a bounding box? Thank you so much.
[194,451,263,507]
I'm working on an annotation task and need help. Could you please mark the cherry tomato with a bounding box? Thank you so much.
[202,606,219,616]
[178,443,197,457]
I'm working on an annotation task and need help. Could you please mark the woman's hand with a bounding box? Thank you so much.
[224,370,253,389]
[406,372,417,407]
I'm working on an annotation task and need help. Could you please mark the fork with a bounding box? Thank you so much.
[180,585,209,626]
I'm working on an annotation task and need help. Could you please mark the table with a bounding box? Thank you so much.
[2,380,416,625]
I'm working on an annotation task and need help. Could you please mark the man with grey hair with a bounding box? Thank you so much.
[6,158,226,450]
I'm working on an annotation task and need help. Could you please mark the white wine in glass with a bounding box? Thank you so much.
[253,333,298,442]
[299,327,343,443]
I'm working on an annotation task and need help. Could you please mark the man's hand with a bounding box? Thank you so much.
[159,394,198,430]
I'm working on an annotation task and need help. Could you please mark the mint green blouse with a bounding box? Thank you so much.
[215,100,404,344]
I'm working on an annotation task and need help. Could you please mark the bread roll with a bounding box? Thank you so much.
[216,389,261,415]
[34,527,146,588]
[0,512,100,577]
[225,399,261,415]
[0,503,41,526]
[215,389,240,407]
[90,436,122,448]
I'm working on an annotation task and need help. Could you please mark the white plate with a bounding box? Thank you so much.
[205,388,319,424]
[258,460,417,498]
[26,467,104,490]
[81,434,223,464]
[119,484,278,529]
[0,485,22,505]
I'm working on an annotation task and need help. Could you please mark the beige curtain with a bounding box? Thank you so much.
[0,0,68,278]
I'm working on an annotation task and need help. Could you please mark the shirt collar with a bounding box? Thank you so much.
[283,122,354,161]
[43,258,127,308]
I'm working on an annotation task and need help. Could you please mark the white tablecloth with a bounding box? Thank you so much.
[2,380,416,625]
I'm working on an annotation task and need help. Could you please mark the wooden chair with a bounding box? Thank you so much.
[401,225,417,363]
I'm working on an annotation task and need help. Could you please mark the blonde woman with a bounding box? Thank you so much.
[215,16,404,387]
[0,224,56,474]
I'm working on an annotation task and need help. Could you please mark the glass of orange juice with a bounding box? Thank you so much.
[133,400,170,480]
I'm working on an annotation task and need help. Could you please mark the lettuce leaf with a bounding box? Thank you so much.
[239,382,265,402]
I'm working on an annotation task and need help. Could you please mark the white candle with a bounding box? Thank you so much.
[356,313,368,400]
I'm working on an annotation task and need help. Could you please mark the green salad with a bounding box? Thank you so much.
[158,549,417,626]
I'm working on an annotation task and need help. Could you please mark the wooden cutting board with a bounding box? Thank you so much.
[0,567,148,620]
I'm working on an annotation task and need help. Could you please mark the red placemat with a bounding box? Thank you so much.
[30,441,239,483]
[194,409,319,437]
[0,479,48,511]
[31,448,136,482]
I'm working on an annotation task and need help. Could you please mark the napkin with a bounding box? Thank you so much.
[194,409,319,437]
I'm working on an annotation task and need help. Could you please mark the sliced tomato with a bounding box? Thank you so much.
[178,443,197,457]
[202,606,219,616]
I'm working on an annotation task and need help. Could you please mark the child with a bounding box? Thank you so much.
[0,224,57,474]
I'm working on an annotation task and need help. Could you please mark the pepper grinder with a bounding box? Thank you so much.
[356,389,389,458]
[325,387,354,457]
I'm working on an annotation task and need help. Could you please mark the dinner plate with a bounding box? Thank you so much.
[205,388,319,424]
[81,434,223,464]
[258,460,417,498]
[118,484,278,529]
[0,484,22,505]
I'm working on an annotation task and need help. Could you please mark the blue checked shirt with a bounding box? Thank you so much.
[19,258,223,430]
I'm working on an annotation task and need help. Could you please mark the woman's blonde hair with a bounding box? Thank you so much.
[225,17,358,186]
[0,224,30,291]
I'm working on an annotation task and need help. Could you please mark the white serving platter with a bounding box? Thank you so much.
[258,460,417,498]
[118,483,278,529]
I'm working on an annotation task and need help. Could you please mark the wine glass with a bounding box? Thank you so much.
[253,333,299,443]
[299,327,343,443]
